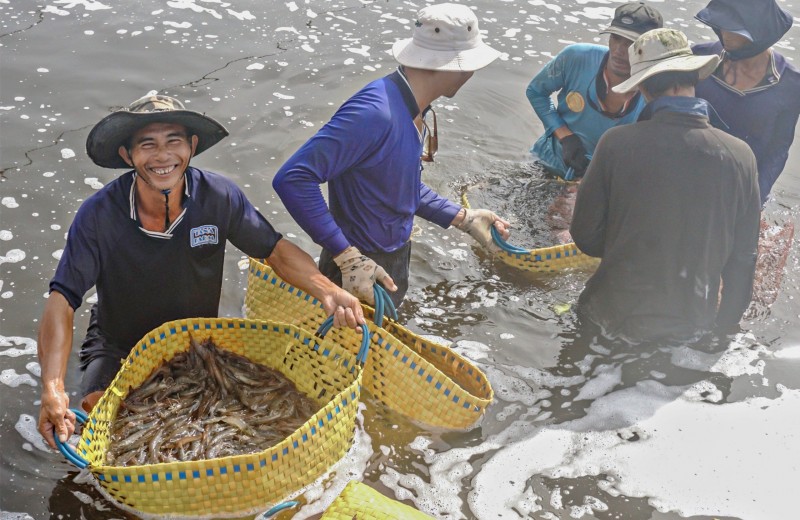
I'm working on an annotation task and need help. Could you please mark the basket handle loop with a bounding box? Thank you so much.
[491,225,531,255]
[259,500,299,518]
[55,407,90,469]
[316,317,371,366]
[372,284,397,328]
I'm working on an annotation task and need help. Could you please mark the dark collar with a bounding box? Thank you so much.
[388,67,426,119]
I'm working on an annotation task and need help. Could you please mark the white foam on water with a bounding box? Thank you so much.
[1,291,13,299]
[53,0,111,11]
[52,249,63,260]
[1,369,37,388]
[26,361,41,377]
[43,5,69,16]
[573,364,621,401]
[469,381,800,519]
[84,177,104,189]
[774,345,800,359]
[0,230,12,240]
[0,336,37,357]
[286,404,374,519]
[0,513,35,520]
[285,2,298,13]
[164,20,191,28]
[2,197,19,209]
[167,0,221,19]
[272,91,293,99]
[16,414,55,454]
[0,249,25,264]
[452,339,491,361]
[61,148,75,159]
[346,45,370,57]
[246,62,265,70]
[226,9,254,21]
[447,248,468,261]
[83,30,94,35]
[43,171,55,177]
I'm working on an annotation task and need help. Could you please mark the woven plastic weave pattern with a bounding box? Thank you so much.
[74,317,362,517]
[320,480,435,519]
[245,258,493,429]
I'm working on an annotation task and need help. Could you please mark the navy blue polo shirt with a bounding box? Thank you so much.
[50,166,281,350]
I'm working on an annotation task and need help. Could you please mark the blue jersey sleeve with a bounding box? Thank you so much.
[273,91,389,255]
[226,181,282,258]
[415,180,460,228]
[49,201,102,310]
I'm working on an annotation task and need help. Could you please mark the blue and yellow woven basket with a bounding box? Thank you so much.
[245,258,493,429]
[69,317,363,518]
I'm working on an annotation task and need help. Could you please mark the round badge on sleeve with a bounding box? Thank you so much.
[566,91,585,113]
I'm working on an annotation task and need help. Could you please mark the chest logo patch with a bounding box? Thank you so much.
[190,225,219,247]
[566,91,585,113]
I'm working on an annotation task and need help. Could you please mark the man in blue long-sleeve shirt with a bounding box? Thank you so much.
[274,4,509,308]
[526,2,662,179]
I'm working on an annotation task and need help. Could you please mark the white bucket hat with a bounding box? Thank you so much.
[613,28,720,94]
[392,3,500,72]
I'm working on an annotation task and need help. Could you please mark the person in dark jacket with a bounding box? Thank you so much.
[693,0,799,205]
[570,28,761,343]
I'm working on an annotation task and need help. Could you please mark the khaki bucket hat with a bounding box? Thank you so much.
[86,94,229,169]
[392,3,500,72]
[613,28,720,94]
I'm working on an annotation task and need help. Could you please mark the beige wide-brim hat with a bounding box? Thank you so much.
[392,3,501,72]
[613,28,720,94]
[86,94,228,169]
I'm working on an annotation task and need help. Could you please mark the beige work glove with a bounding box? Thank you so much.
[334,246,395,305]
[456,208,507,253]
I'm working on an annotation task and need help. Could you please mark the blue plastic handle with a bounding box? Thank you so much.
[316,317,371,366]
[260,500,300,518]
[491,226,530,255]
[356,323,371,365]
[316,315,334,338]
[54,408,90,469]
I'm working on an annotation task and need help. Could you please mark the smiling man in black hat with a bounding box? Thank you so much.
[37,94,365,451]
[526,1,663,180]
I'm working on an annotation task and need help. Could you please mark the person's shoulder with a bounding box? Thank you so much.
[557,43,607,59]
[691,41,722,56]
[774,51,800,83]
[75,173,130,215]
[190,167,241,194]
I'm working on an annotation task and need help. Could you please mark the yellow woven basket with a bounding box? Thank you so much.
[494,242,599,273]
[320,480,435,519]
[460,190,598,273]
[66,317,363,518]
[245,258,493,429]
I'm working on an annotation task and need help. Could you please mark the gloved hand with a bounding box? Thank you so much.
[559,133,590,177]
[456,208,510,253]
[333,246,395,305]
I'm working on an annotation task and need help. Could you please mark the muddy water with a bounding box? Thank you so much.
[1,1,799,519]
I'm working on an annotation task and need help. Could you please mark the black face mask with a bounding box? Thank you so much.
[697,0,793,61]
[713,29,770,61]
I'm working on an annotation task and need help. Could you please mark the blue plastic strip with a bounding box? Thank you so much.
[54,408,89,469]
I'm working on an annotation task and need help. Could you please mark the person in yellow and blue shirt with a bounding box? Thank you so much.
[527,2,662,180]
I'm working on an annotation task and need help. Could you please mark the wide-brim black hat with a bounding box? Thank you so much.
[86,94,229,169]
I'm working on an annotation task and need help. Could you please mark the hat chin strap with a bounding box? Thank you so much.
[137,170,185,231]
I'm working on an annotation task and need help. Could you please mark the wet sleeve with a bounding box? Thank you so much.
[49,205,101,310]
[226,182,282,259]
[717,153,761,327]
[526,46,572,136]
[272,96,388,255]
[569,132,610,257]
